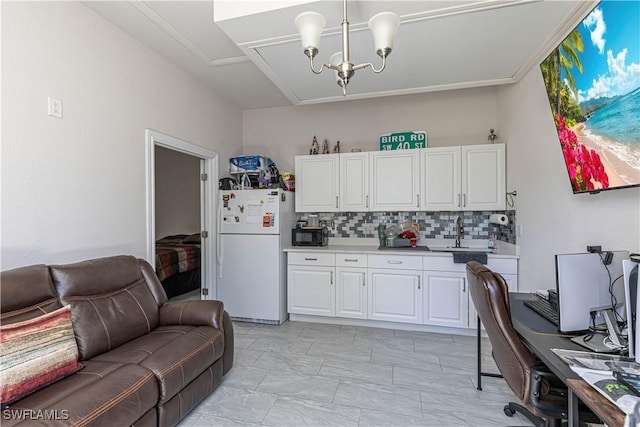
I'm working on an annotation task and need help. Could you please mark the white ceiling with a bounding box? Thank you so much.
[83,1,594,111]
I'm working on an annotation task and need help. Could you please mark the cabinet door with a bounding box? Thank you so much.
[369,151,420,211]
[287,266,335,316]
[367,269,423,324]
[461,144,505,210]
[339,152,369,212]
[295,154,340,212]
[423,271,468,328]
[421,147,461,211]
[336,267,367,319]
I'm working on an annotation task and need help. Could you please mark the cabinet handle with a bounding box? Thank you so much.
[344,258,358,262]
[462,277,466,292]
[388,260,402,264]
[463,193,467,207]
[336,196,339,209]
[330,271,333,285]
[366,195,369,208]
[362,272,366,286]
[417,275,421,290]
[458,193,461,208]
[416,194,420,207]
[304,257,318,261]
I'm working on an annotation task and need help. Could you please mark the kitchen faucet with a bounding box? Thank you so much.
[455,216,463,248]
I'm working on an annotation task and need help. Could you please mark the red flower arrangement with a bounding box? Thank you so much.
[555,114,609,191]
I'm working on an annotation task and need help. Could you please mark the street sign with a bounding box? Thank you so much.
[379,130,427,150]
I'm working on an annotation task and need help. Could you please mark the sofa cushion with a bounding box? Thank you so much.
[92,325,224,403]
[0,264,62,324]
[3,361,158,427]
[1,306,82,405]
[50,256,161,360]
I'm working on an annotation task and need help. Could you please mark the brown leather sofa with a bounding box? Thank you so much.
[1,255,233,426]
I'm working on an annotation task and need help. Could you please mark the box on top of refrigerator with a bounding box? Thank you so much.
[229,155,275,175]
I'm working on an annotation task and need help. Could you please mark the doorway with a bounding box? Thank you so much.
[145,129,218,299]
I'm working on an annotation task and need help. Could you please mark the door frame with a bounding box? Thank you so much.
[145,129,218,299]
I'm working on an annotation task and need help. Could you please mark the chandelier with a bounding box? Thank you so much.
[295,0,400,96]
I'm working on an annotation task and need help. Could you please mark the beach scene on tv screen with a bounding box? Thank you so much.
[540,1,639,193]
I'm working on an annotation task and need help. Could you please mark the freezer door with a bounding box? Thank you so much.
[217,234,282,321]
[219,189,283,234]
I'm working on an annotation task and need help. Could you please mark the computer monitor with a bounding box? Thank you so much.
[556,251,628,334]
[623,259,640,360]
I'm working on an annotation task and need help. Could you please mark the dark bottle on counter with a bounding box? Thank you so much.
[377,224,386,248]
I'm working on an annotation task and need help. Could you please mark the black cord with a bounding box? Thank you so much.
[584,312,597,342]
[599,252,624,322]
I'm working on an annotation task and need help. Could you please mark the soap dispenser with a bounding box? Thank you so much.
[488,234,497,250]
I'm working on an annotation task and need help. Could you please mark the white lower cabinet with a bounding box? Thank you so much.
[287,253,335,317]
[367,254,423,324]
[336,268,367,319]
[423,271,468,328]
[287,250,517,330]
[367,269,423,324]
[335,253,368,319]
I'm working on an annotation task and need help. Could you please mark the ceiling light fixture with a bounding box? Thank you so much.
[295,0,400,96]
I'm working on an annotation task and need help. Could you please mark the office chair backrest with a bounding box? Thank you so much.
[466,261,537,401]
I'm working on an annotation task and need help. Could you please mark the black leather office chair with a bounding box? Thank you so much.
[466,261,569,427]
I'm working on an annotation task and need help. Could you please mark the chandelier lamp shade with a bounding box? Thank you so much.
[295,0,400,96]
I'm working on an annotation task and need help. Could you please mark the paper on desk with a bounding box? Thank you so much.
[571,367,640,415]
[551,348,640,373]
[551,348,640,423]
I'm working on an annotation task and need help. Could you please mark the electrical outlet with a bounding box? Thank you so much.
[48,97,63,118]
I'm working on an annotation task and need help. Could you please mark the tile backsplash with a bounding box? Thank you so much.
[299,211,516,244]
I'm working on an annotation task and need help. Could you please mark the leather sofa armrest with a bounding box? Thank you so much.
[159,300,224,330]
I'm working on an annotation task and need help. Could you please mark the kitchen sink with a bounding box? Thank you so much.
[378,246,493,253]
[377,246,431,252]
[427,246,493,253]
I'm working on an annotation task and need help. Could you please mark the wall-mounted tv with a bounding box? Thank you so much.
[540,1,639,194]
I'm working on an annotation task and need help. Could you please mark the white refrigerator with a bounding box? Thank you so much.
[216,189,294,324]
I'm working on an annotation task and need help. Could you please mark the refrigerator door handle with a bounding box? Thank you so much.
[217,200,223,279]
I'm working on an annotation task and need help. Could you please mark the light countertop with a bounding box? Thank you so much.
[284,238,519,259]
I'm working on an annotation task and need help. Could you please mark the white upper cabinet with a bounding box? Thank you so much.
[339,152,369,212]
[295,143,504,213]
[295,154,339,212]
[421,143,505,211]
[369,150,421,211]
[462,144,506,211]
[421,147,461,211]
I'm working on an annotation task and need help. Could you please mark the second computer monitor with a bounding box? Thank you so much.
[622,259,640,360]
[556,251,628,333]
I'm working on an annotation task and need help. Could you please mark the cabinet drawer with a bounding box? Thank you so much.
[368,254,422,270]
[288,252,335,266]
[335,253,368,267]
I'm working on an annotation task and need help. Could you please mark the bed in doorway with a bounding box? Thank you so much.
[155,234,201,299]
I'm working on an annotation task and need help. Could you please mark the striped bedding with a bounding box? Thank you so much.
[155,235,201,282]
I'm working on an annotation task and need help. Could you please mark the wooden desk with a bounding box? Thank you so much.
[509,293,626,427]
[567,379,626,427]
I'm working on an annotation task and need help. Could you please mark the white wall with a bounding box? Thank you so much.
[1,2,242,270]
[497,68,640,292]
[154,147,201,239]
[243,87,499,173]
[244,78,639,292]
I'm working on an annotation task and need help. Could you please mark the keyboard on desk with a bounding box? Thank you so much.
[524,295,559,326]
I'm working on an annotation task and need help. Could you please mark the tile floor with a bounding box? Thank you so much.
[178,320,534,426]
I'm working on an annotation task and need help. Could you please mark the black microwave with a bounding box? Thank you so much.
[292,228,329,246]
